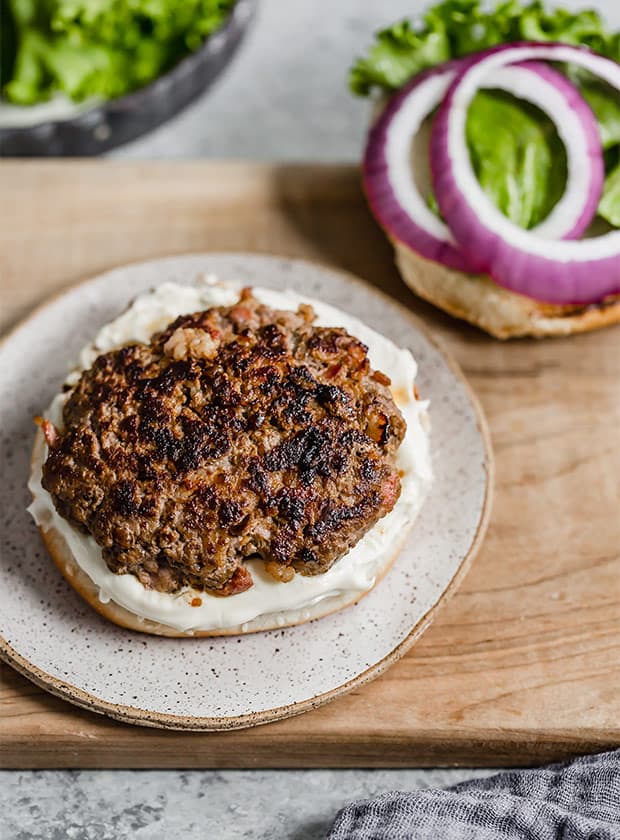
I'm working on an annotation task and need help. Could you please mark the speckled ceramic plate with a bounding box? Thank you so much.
[0,254,493,730]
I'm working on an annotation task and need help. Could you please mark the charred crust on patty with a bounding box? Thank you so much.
[41,289,407,596]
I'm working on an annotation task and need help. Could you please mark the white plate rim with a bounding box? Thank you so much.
[0,253,494,731]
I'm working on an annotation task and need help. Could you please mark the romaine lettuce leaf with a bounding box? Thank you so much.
[579,80,620,149]
[466,91,567,229]
[598,156,620,226]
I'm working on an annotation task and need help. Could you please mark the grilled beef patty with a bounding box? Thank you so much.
[41,289,406,595]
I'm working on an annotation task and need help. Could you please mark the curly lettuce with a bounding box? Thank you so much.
[1,0,235,105]
[350,1,620,96]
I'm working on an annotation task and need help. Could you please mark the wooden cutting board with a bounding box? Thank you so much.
[1,161,619,769]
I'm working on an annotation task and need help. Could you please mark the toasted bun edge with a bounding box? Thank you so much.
[394,240,620,339]
[32,432,410,637]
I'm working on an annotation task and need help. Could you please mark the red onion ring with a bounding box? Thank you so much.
[431,43,617,304]
[364,53,604,277]
[364,61,476,271]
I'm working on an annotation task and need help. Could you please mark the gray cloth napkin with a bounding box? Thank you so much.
[328,750,620,839]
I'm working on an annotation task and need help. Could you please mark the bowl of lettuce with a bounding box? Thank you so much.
[0,0,255,155]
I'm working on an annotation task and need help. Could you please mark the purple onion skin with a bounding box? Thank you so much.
[363,60,480,273]
[431,42,617,305]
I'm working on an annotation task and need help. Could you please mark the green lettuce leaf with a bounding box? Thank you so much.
[350,20,450,97]
[2,0,235,104]
[598,155,620,226]
[466,91,567,228]
[579,80,620,149]
[350,0,620,97]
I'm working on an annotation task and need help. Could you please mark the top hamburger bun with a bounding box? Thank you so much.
[394,241,620,339]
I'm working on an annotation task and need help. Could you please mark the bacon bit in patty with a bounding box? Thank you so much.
[380,472,401,509]
[229,288,261,330]
[265,561,295,583]
[164,327,219,361]
[211,566,254,597]
[35,416,59,449]
[297,303,315,323]
[371,370,391,387]
[366,409,390,444]
[230,305,256,326]
[343,338,368,372]
[325,363,342,380]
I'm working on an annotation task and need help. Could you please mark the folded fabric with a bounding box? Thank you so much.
[328,750,620,839]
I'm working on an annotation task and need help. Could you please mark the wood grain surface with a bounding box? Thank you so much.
[1,161,619,768]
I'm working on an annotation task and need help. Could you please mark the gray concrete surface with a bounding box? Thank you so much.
[111,0,620,161]
[3,0,618,837]
[0,768,498,839]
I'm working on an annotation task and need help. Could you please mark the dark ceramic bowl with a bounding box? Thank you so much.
[0,0,255,157]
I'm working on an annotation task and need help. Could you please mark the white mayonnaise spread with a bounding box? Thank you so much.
[28,277,432,632]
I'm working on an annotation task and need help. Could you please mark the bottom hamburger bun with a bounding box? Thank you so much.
[394,241,620,340]
[29,280,432,637]
[38,516,404,637]
[35,422,405,637]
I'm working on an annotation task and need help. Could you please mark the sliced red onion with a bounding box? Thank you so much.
[364,61,476,272]
[364,55,603,276]
[431,43,618,304]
